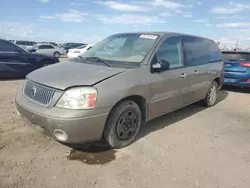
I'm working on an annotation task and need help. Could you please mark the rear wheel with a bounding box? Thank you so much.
[200,81,218,107]
[53,52,60,58]
[104,101,142,148]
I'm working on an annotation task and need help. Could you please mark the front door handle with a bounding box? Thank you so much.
[194,70,199,74]
[179,73,187,78]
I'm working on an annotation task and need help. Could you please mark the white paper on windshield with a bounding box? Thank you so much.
[139,34,158,40]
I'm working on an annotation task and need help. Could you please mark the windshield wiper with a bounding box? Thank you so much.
[74,56,89,63]
[84,56,113,67]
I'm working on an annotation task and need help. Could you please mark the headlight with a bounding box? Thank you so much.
[56,87,97,109]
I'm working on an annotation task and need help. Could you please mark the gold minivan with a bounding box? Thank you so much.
[15,32,224,148]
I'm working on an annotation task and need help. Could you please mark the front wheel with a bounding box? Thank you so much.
[200,81,218,107]
[104,101,142,149]
[53,52,60,58]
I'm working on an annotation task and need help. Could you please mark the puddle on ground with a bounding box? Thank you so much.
[67,146,117,165]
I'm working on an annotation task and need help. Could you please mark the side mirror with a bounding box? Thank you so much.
[151,59,170,73]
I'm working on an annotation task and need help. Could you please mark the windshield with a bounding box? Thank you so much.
[79,33,158,65]
[223,52,250,61]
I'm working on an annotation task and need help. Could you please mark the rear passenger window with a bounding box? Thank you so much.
[223,52,250,61]
[38,45,46,49]
[46,45,54,49]
[182,36,208,66]
[39,45,54,49]
[206,40,223,62]
[156,37,183,69]
[183,36,223,66]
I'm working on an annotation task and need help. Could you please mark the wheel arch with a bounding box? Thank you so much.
[53,51,60,56]
[213,77,220,88]
[104,95,148,130]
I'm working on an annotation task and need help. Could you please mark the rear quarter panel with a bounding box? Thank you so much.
[208,60,224,87]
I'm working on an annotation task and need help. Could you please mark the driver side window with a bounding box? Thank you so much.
[156,37,183,69]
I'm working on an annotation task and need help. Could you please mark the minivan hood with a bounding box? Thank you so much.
[27,61,127,90]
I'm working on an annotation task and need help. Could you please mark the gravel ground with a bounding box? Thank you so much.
[0,78,250,188]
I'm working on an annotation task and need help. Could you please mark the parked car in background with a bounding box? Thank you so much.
[59,43,76,51]
[67,44,94,58]
[28,43,66,58]
[0,39,59,77]
[61,43,86,53]
[14,32,224,149]
[222,50,250,88]
[13,40,36,50]
[38,42,59,47]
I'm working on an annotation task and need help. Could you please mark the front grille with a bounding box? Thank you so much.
[23,80,56,105]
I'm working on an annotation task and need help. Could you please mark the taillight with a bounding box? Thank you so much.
[240,62,250,68]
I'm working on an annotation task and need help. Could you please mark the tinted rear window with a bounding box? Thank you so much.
[183,36,223,66]
[222,52,250,61]
[76,45,88,49]
[70,44,84,48]
[39,45,54,49]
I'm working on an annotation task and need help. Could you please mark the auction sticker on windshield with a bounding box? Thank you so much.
[139,34,158,40]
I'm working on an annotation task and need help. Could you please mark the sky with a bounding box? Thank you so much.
[0,0,250,48]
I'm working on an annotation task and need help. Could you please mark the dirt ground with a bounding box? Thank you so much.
[1,77,250,188]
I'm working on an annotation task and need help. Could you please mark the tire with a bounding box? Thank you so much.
[104,100,142,149]
[53,52,60,58]
[200,81,218,107]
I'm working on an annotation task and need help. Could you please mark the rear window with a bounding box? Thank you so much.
[222,52,250,61]
[70,44,84,48]
[76,45,88,49]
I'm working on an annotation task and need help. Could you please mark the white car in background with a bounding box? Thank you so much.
[67,44,93,58]
[13,40,36,50]
[28,43,66,58]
